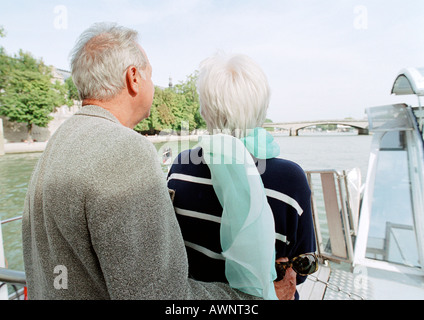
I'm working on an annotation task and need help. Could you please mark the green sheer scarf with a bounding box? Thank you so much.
[197,127,280,299]
[240,127,280,159]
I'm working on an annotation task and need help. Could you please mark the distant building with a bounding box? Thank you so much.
[51,67,71,84]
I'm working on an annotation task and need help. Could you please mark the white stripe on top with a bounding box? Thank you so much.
[183,234,290,261]
[184,241,225,260]
[168,173,212,185]
[264,189,303,216]
[168,173,303,216]
[276,233,290,245]
[175,207,291,246]
[175,207,222,224]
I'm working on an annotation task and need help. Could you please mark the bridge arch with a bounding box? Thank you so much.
[263,119,369,136]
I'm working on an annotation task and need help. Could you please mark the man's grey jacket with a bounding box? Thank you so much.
[22,105,254,300]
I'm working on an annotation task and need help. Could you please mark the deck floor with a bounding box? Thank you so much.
[297,264,330,300]
[298,264,373,300]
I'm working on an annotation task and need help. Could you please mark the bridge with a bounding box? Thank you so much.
[263,119,369,136]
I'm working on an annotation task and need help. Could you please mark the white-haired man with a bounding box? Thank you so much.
[22,23,287,300]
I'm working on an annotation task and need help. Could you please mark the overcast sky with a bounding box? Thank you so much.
[1,0,423,122]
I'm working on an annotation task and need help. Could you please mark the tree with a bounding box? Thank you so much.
[0,51,67,141]
[134,72,206,134]
[264,118,274,132]
[0,27,13,92]
[134,86,166,134]
[64,76,80,102]
[0,47,12,91]
[173,71,205,130]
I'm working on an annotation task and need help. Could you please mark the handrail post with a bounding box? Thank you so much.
[307,172,323,258]
[0,220,6,300]
[336,172,354,263]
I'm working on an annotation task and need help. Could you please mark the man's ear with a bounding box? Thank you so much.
[126,66,140,95]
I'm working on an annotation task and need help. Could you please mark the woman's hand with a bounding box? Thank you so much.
[274,257,296,300]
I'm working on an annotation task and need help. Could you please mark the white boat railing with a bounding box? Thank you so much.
[0,267,26,286]
[305,169,361,264]
[1,215,23,225]
[0,215,25,300]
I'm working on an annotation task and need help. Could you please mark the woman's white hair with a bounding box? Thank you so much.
[197,53,270,138]
[70,22,147,101]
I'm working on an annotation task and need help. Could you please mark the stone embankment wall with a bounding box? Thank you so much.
[1,104,81,143]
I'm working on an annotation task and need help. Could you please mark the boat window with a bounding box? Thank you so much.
[367,104,413,132]
[392,75,415,95]
[380,131,405,151]
[365,132,420,267]
[391,67,424,96]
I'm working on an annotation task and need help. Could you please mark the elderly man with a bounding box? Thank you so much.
[22,23,294,300]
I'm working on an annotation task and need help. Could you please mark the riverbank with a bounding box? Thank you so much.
[3,142,47,154]
[1,134,201,154]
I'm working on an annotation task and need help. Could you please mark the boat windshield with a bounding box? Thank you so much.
[365,105,421,268]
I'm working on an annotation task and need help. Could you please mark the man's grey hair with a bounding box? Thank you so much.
[197,53,270,138]
[70,22,147,101]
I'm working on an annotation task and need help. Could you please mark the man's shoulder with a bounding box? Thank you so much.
[105,128,156,158]
[54,110,156,163]
[72,110,151,147]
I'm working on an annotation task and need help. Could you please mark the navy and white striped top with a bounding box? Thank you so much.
[167,147,316,286]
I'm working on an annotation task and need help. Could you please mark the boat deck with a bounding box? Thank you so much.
[298,264,372,300]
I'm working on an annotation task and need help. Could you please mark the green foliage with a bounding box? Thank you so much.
[173,71,206,130]
[0,48,12,92]
[0,27,203,137]
[65,76,80,101]
[0,50,69,140]
[134,71,206,134]
[264,118,274,131]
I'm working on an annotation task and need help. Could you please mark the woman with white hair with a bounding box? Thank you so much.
[167,53,317,300]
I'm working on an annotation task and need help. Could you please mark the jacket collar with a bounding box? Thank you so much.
[74,105,121,125]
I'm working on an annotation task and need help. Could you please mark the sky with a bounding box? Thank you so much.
[1,0,423,122]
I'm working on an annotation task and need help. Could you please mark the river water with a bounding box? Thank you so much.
[0,132,372,272]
